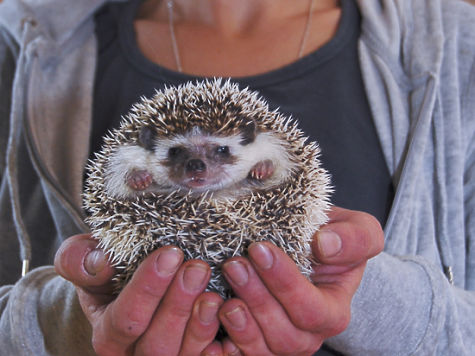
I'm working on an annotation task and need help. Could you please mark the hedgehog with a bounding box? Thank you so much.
[83,79,332,298]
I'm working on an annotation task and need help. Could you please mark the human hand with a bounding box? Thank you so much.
[217,206,384,355]
[54,234,223,356]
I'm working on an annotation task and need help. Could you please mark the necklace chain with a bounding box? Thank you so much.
[167,0,183,72]
[166,0,315,73]
[298,0,316,58]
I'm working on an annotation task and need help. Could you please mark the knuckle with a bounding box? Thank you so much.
[326,307,351,337]
[284,293,324,331]
[169,303,194,319]
[264,329,320,356]
[360,213,384,256]
[292,301,351,337]
[292,310,322,331]
[269,277,296,298]
[267,340,296,355]
[267,336,309,356]
[301,339,325,356]
[110,312,146,339]
[140,281,165,299]
[243,294,269,312]
[358,211,383,236]
[135,340,162,356]
[348,211,384,258]
[91,336,117,356]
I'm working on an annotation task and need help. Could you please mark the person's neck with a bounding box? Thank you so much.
[135,0,342,77]
[138,0,339,37]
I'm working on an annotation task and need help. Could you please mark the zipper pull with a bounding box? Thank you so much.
[22,259,30,277]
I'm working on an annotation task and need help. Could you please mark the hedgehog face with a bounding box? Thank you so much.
[154,127,248,192]
[103,122,296,200]
[166,143,235,191]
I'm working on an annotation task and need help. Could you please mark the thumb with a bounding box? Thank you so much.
[54,234,116,294]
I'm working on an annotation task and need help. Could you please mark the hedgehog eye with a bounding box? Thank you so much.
[216,146,230,156]
[168,146,183,158]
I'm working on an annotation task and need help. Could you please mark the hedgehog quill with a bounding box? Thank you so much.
[84,79,332,298]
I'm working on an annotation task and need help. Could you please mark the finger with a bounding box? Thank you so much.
[180,292,223,356]
[135,259,211,355]
[219,299,270,355]
[54,234,116,293]
[222,338,243,356]
[247,242,350,338]
[222,257,320,354]
[312,206,384,265]
[200,340,225,356]
[90,246,183,355]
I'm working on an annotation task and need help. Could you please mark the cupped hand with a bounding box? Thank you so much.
[54,234,223,356]
[218,206,384,355]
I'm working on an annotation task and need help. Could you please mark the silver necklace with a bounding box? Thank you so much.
[167,0,183,72]
[166,0,315,73]
[298,0,316,58]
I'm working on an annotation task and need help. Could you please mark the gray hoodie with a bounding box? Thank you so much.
[0,0,474,355]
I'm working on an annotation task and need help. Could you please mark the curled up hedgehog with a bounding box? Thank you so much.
[84,79,332,298]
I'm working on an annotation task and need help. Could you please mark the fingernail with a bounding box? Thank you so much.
[225,306,247,329]
[225,343,241,356]
[155,248,182,276]
[223,261,249,286]
[248,243,273,270]
[84,249,107,276]
[202,350,223,356]
[198,301,219,325]
[317,230,342,257]
[183,263,209,292]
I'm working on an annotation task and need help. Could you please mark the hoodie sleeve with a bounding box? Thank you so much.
[326,253,475,355]
[0,267,97,356]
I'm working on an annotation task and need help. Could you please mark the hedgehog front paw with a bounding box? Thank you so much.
[126,169,153,191]
[248,160,275,181]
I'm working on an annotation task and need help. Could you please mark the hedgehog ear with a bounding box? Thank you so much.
[239,119,256,145]
[138,126,156,151]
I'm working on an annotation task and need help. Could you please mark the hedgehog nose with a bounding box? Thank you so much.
[186,159,206,172]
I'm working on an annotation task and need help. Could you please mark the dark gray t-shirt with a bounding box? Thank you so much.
[92,0,393,226]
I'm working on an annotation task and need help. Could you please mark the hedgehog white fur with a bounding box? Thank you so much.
[84,79,332,298]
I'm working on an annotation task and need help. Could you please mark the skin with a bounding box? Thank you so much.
[135,0,341,76]
[126,169,153,191]
[55,207,384,355]
[248,160,274,181]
